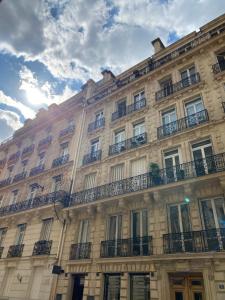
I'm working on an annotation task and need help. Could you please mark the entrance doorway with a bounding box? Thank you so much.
[169,273,205,300]
[72,274,85,300]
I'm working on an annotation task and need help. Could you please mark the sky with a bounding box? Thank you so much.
[0,0,225,142]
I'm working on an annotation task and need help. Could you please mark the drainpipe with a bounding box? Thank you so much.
[50,102,86,300]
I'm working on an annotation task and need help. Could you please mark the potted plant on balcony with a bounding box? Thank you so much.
[149,163,162,185]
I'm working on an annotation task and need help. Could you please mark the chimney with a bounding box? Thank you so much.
[151,38,165,54]
[101,69,115,82]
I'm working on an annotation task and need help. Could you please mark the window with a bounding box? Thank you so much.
[160,77,173,97]
[90,139,100,155]
[60,142,69,157]
[130,274,150,300]
[131,209,148,238]
[104,274,121,300]
[164,149,181,182]
[107,215,122,240]
[216,50,225,71]
[168,203,191,233]
[191,140,214,176]
[113,130,126,154]
[117,99,126,117]
[7,166,14,177]
[180,65,196,86]
[134,91,145,103]
[28,184,38,201]
[131,157,146,176]
[40,218,53,241]
[15,224,26,245]
[84,173,96,189]
[114,130,125,144]
[95,111,104,122]
[0,227,7,247]
[133,122,145,137]
[0,195,4,207]
[9,190,19,205]
[78,219,89,243]
[111,164,124,182]
[185,98,204,116]
[37,152,45,166]
[21,160,28,173]
[200,198,225,230]
[52,175,62,192]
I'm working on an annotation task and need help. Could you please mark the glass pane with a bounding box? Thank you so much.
[142,210,148,237]
[109,216,117,240]
[215,199,225,228]
[104,275,120,300]
[175,291,183,300]
[170,206,181,233]
[130,275,150,300]
[132,212,140,237]
[194,292,203,300]
[181,204,191,232]
[201,200,216,229]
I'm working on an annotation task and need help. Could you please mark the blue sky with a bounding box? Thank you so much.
[0,0,225,141]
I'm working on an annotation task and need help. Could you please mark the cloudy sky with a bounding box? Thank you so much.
[0,0,224,142]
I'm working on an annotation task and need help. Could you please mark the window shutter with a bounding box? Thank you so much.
[84,173,96,189]
[131,157,146,176]
[111,164,124,182]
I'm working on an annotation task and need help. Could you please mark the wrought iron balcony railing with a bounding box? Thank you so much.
[13,171,27,183]
[29,164,45,177]
[32,240,52,256]
[0,190,67,217]
[155,73,200,101]
[69,152,225,206]
[0,177,11,188]
[157,109,209,139]
[69,242,91,260]
[21,144,35,157]
[88,118,105,133]
[0,246,3,258]
[163,228,225,254]
[212,62,225,74]
[82,150,102,165]
[89,22,225,105]
[52,154,69,168]
[109,133,147,156]
[59,124,75,138]
[7,244,24,258]
[100,236,153,258]
[111,98,146,121]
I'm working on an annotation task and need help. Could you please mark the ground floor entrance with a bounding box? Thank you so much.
[169,273,205,300]
[72,274,85,300]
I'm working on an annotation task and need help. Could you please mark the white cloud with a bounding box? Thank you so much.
[0,109,23,131]
[0,0,225,82]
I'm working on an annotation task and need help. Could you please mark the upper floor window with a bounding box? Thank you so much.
[116,99,126,116]
[37,152,45,166]
[168,203,191,233]
[131,157,146,177]
[134,91,145,103]
[107,215,122,241]
[84,173,96,189]
[111,164,124,182]
[90,139,100,155]
[185,98,204,117]
[0,227,7,247]
[191,139,213,176]
[160,77,173,97]
[15,224,26,245]
[180,65,196,80]
[162,108,177,125]
[40,218,53,241]
[52,175,62,192]
[133,122,145,137]
[21,160,28,173]
[164,149,181,182]
[114,129,125,144]
[95,111,104,122]
[216,50,225,70]
[9,189,19,205]
[200,197,225,230]
[60,142,69,157]
[78,219,89,243]
[131,209,148,238]
[7,165,14,178]
[28,184,38,200]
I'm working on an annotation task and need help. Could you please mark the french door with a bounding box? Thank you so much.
[180,66,196,87]
[162,109,177,136]
[200,198,225,250]
[168,204,192,252]
[90,140,99,157]
[117,100,126,117]
[161,78,173,97]
[192,140,215,176]
[114,130,126,153]
[107,215,122,256]
[185,98,204,126]
[131,210,149,255]
[164,149,181,183]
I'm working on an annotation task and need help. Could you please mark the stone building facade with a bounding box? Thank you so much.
[1,13,225,300]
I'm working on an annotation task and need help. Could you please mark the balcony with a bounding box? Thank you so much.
[52,154,69,168]
[29,164,45,177]
[0,190,67,217]
[111,98,146,121]
[212,62,225,74]
[59,125,75,138]
[69,242,91,260]
[0,177,11,188]
[70,152,225,206]
[88,118,105,133]
[100,236,153,258]
[163,228,225,254]
[157,109,209,139]
[13,171,27,183]
[155,73,200,101]
[32,240,52,256]
[21,144,34,157]
[0,247,3,258]
[82,150,102,165]
[7,244,24,258]
[109,133,147,156]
